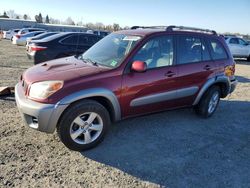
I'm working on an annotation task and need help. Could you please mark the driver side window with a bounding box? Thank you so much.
[132,36,174,69]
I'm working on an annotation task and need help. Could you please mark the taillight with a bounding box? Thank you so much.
[31,46,47,51]
[15,34,21,39]
[225,65,235,77]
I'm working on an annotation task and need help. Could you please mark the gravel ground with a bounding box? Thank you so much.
[0,39,250,188]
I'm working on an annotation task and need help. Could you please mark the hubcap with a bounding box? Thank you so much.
[70,112,103,145]
[208,92,219,114]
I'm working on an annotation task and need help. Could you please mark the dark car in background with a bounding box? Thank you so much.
[26,32,102,64]
[26,32,58,49]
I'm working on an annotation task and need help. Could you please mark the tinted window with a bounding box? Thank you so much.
[229,38,239,44]
[177,36,202,64]
[61,35,79,45]
[88,36,100,45]
[133,36,174,69]
[208,39,228,60]
[202,41,211,61]
[78,35,88,45]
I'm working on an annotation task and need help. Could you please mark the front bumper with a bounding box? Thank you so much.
[15,83,68,133]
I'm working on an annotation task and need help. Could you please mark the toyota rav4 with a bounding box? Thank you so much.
[15,26,237,151]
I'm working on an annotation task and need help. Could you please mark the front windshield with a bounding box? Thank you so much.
[80,33,141,68]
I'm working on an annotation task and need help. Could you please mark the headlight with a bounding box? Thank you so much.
[29,81,63,100]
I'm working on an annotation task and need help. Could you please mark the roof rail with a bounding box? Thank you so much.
[131,26,167,30]
[166,25,217,35]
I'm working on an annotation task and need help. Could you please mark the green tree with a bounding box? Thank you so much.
[0,11,9,18]
[35,13,43,23]
[23,14,28,20]
[45,15,50,23]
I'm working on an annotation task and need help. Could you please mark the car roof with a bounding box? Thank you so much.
[22,31,45,36]
[33,32,96,42]
[116,29,220,39]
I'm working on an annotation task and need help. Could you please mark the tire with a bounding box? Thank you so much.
[195,86,220,118]
[247,56,250,62]
[57,99,110,151]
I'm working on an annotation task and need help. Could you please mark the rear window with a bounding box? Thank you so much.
[208,39,228,60]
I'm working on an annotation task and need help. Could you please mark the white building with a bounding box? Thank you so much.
[0,18,87,32]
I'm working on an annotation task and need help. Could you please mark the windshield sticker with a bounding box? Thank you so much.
[110,60,118,67]
[123,36,141,41]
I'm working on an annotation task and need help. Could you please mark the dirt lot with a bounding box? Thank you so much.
[0,39,250,188]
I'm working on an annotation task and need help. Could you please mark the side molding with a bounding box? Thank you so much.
[57,88,121,121]
[130,86,199,107]
[192,75,230,106]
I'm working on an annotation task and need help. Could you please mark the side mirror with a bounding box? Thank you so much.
[131,61,147,73]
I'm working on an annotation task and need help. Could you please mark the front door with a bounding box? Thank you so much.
[121,35,178,118]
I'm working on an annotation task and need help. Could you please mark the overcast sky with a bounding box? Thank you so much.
[1,0,250,34]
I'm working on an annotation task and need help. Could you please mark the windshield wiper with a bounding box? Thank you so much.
[83,58,99,66]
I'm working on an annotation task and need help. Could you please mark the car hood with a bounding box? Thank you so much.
[23,56,110,83]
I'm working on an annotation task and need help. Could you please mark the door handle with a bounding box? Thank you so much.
[203,65,211,70]
[165,71,176,77]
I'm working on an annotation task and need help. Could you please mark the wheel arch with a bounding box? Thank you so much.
[193,76,230,105]
[57,88,121,123]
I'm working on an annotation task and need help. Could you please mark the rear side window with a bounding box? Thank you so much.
[208,39,228,60]
[88,36,100,45]
[177,36,211,64]
[61,35,79,45]
[229,38,239,44]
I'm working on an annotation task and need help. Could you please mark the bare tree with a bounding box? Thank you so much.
[6,10,16,19]
[113,23,120,31]
[64,17,75,25]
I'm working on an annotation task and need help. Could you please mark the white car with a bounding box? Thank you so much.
[3,29,20,40]
[12,31,45,46]
[17,28,46,35]
[225,36,250,61]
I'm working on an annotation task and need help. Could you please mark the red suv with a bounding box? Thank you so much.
[15,26,237,151]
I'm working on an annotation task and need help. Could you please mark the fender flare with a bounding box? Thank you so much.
[193,75,230,106]
[56,88,121,121]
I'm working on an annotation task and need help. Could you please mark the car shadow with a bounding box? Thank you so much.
[235,75,250,83]
[81,100,250,187]
[235,59,250,65]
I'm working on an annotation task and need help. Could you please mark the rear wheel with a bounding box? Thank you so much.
[57,100,110,151]
[195,86,220,118]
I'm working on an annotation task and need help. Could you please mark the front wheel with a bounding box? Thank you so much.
[195,86,220,118]
[57,100,110,151]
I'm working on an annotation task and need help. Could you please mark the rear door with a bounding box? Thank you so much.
[238,38,250,57]
[228,38,240,56]
[175,35,217,106]
[121,35,178,118]
[59,35,79,56]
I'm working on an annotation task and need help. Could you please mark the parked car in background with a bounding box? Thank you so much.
[87,30,110,37]
[3,29,20,40]
[26,32,58,49]
[16,26,237,151]
[225,36,250,61]
[17,28,45,35]
[13,31,46,46]
[26,32,102,64]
